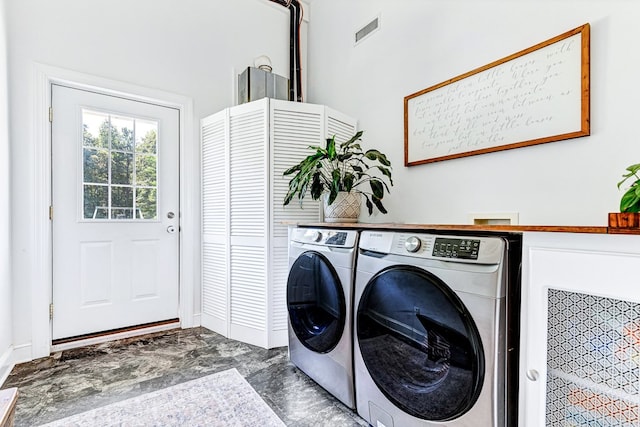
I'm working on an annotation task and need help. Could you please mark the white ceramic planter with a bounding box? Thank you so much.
[323,192,361,223]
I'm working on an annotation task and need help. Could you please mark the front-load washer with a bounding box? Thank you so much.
[354,230,513,427]
[287,227,359,409]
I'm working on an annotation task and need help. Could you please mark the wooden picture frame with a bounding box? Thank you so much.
[404,23,590,166]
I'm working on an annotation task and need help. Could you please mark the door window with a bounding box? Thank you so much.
[82,109,158,220]
[287,251,346,353]
[357,265,484,421]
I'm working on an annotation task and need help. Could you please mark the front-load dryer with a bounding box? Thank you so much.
[287,227,359,409]
[354,230,512,427]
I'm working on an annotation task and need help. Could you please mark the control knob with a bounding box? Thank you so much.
[405,236,422,253]
[311,231,323,242]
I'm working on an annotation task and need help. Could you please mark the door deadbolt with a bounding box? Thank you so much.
[167,212,175,219]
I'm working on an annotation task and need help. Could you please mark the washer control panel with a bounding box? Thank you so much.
[433,237,480,260]
[291,228,358,248]
[359,231,504,264]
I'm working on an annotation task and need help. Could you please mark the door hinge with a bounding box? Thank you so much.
[49,303,54,320]
[49,206,53,220]
[49,107,53,123]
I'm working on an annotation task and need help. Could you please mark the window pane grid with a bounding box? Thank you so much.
[82,109,158,220]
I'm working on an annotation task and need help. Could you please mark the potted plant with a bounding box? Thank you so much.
[283,130,393,222]
[609,163,640,229]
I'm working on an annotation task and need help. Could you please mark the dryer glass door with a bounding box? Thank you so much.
[357,265,485,421]
[287,251,346,354]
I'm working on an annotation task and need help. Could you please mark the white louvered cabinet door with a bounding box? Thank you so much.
[270,101,324,347]
[271,101,324,239]
[326,106,358,149]
[228,99,269,348]
[269,100,357,347]
[201,110,229,337]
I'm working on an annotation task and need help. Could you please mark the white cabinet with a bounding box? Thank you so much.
[519,232,640,426]
[200,98,357,348]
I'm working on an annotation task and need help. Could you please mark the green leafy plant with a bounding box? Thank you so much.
[617,163,640,212]
[283,130,393,215]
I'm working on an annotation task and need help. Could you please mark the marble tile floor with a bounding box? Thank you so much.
[1,327,368,427]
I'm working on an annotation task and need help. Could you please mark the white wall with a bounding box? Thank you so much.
[306,0,638,226]
[0,0,13,383]
[6,0,300,358]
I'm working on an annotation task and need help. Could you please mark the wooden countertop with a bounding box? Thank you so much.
[292,222,618,234]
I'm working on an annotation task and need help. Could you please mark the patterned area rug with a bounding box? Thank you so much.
[39,368,285,427]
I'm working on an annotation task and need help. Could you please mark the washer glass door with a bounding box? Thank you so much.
[357,265,485,421]
[287,251,346,354]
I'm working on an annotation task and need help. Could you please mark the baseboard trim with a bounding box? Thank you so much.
[192,313,201,327]
[269,329,288,349]
[0,346,14,387]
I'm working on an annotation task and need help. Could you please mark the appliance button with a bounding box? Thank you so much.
[405,236,422,253]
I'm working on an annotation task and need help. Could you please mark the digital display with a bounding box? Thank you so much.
[326,232,348,246]
[432,238,480,260]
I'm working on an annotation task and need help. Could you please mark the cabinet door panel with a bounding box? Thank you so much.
[521,233,640,427]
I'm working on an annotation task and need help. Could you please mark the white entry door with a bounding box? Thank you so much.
[51,84,180,340]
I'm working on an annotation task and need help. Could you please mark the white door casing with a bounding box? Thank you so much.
[51,84,180,340]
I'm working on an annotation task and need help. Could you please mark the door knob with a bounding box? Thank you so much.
[167,225,176,234]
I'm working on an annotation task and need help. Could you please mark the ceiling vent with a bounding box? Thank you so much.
[355,16,380,45]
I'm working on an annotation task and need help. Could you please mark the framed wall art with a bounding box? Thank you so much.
[404,23,590,166]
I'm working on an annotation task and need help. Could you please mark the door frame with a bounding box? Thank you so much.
[32,63,197,359]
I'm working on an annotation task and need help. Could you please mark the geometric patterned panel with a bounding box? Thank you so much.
[546,289,640,426]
